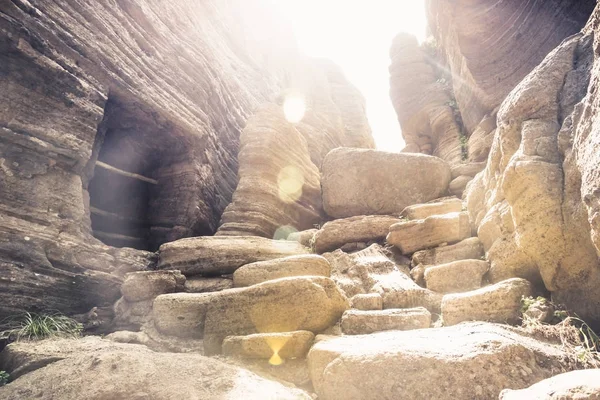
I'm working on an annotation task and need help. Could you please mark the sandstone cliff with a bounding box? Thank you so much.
[0,0,372,322]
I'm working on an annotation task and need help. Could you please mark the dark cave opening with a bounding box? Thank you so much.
[88,96,190,252]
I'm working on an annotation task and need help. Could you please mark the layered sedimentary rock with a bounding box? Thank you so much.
[0,0,371,322]
[465,23,600,326]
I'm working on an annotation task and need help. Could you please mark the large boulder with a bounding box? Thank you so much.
[387,212,471,254]
[500,369,600,399]
[308,322,579,400]
[312,215,401,253]
[157,236,308,276]
[121,270,185,302]
[0,337,310,399]
[233,254,331,287]
[424,259,489,293]
[340,308,431,335]
[441,278,533,325]
[321,148,451,218]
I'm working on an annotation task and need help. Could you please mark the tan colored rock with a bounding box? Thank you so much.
[442,278,532,325]
[0,337,310,399]
[233,255,330,287]
[451,162,487,179]
[401,197,463,220]
[152,293,212,338]
[222,331,314,360]
[350,293,383,311]
[121,270,185,302]
[448,175,472,198]
[312,215,401,253]
[287,229,318,247]
[340,308,431,335]
[382,288,443,314]
[203,276,349,354]
[113,297,154,329]
[424,259,489,293]
[499,369,600,400]
[412,237,484,267]
[157,236,308,276]
[321,148,451,218]
[387,212,471,254]
[184,277,233,293]
[308,322,578,400]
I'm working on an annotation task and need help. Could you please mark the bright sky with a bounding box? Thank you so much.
[274,1,427,152]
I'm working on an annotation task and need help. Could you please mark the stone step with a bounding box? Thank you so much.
[184,277,233,293]
[157,236,309,276]
[308,322,575,400]
[400,197,462,220]
[232,254,330,287]
[120,270,185,302]
[152,276,349,355]
[222,331,315,362]
[387,212,471,254]
[312,215,402,254]
[350,293,383,311]
[441,278,533,326]
[423,259,489,293]
[340,308,431,335]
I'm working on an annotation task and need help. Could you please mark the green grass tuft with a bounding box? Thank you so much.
[0,312,83,342]
[0,371,9,387]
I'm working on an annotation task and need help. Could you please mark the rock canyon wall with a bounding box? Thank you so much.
[0,0,372,323]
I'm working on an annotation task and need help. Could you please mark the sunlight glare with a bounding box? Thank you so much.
[283,94,306,123]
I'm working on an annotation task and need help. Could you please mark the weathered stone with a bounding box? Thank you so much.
[500,369,600,400]
[448,175,473,198]
[442,278,533,325]
[152,293,212,338]
[203,277,349,354]
[0,337,310,399]
[121,270,185,302]
[157,236,308,276]
[412,237,484,267]
[312,215,401,253]
[451,162,487,179]
[287,229,318,247]
[321,148,451,218]
[350,293,383,311]
[387,212,471,254]
[184,277,233,293]
[233,255,330,287]
[308,322,578,400]
[382,288,443,314]
[113,297,153,330]
[222,331,315,360]
[340,308,431,335]
[424,260,489,293]
[401,197,463,220]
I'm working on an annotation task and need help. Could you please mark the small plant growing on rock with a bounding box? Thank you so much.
[0,312,83,342]
[0,371,9,387]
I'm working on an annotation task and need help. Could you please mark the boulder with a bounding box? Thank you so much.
[121,270,185,302]
[233,255,331,287]
[350,293,383,311]
[152,293,212,338]
[451,162,487,179]
[203,276,349,354]
[340,308,431,335]
[442,278,533,325]
[424,259,489,293]
[321,148,451,218]
[387,212,471,254]
[157,236,308,276]
[308,322,578,400]
[113,297,153,330]
[0,337,310,399]
[382,288,443,314]
[401,197,463,220]
[448,175,473,198]
[287,229,318,247]
[411,237,484,267]
[222,331,315,360]
[499,369,600,399]
[184,277,233,293]
[312,215,401,253]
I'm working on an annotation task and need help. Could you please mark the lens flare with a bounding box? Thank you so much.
[283,94,306,123]
[274,225,297,240]
[277,166,304,202]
